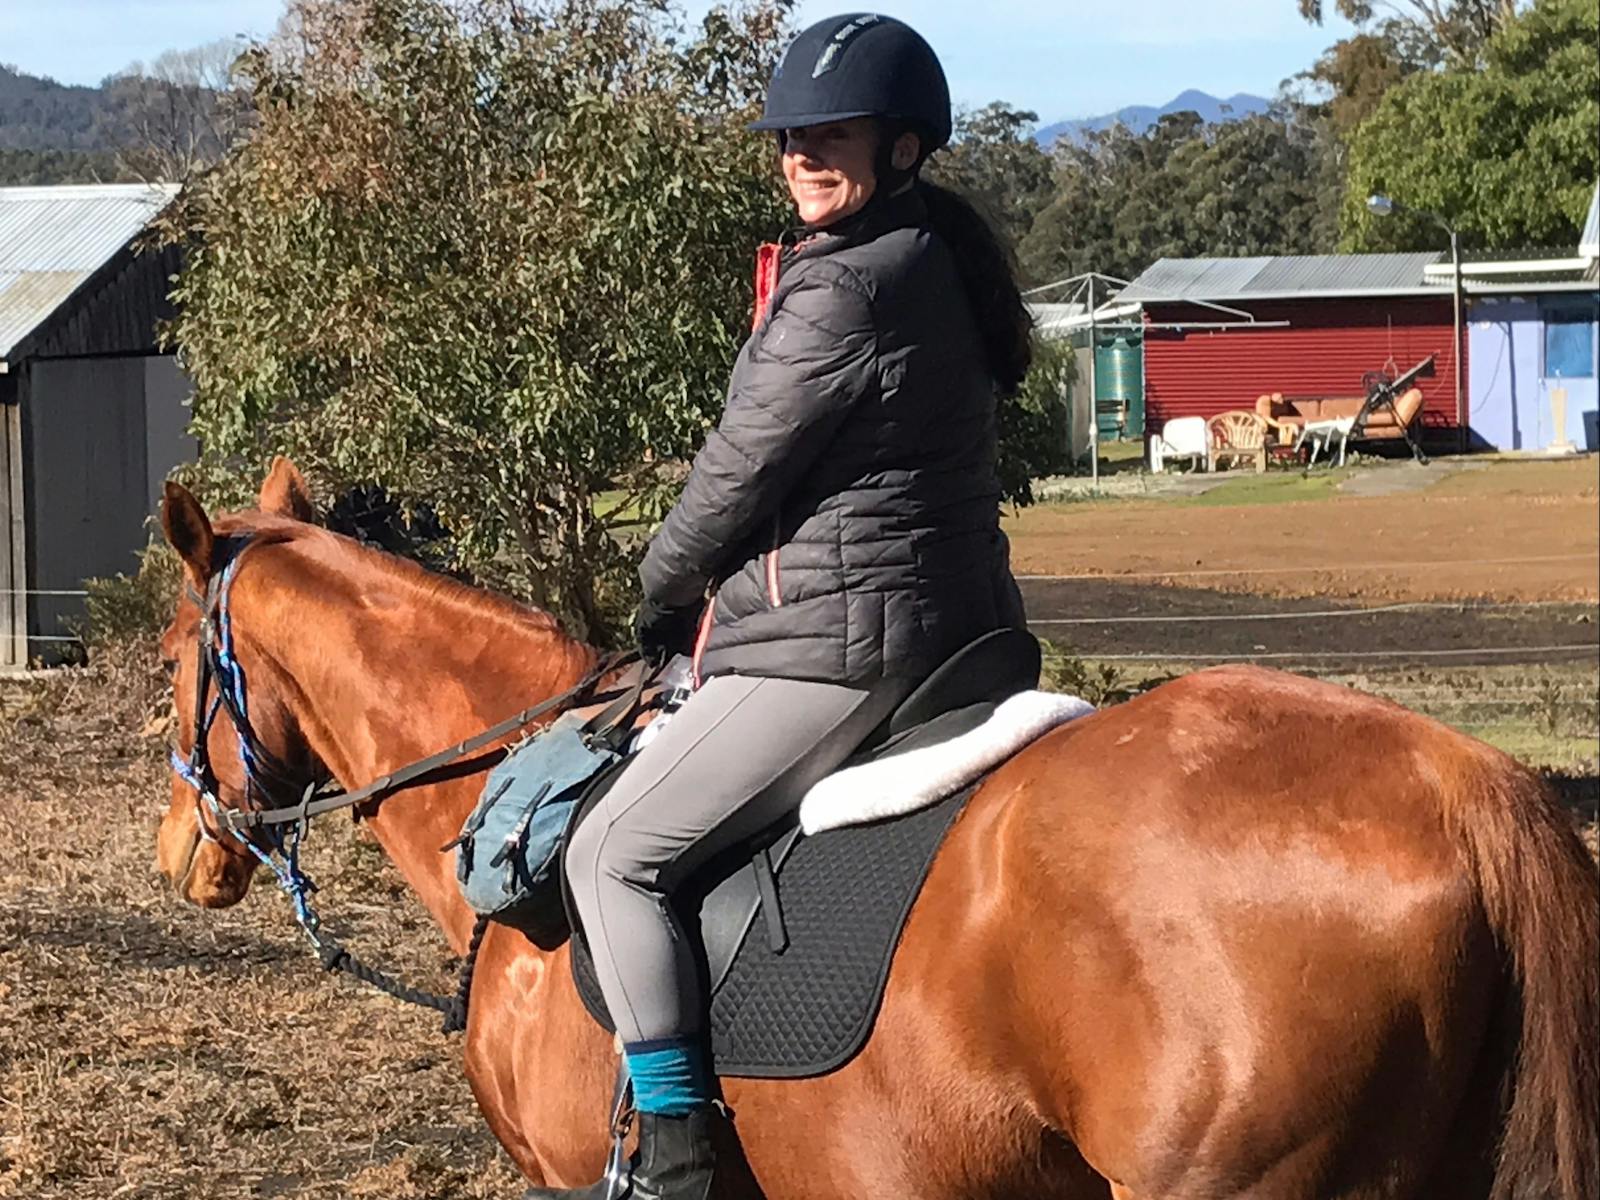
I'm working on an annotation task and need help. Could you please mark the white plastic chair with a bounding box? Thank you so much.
[1150,417,1208,473]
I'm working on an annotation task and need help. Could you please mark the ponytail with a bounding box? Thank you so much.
[916,179,1033,397]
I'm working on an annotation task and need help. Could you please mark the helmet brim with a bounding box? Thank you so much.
[747,111,883,132]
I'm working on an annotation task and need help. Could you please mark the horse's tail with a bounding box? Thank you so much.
[1448,753,1598,1200]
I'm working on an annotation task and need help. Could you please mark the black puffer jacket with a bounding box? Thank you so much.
[640,187,1024,684]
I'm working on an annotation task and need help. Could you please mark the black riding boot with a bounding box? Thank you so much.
[521,1108,718,1200]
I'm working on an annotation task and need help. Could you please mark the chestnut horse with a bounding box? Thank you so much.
[154,460,1597,1200]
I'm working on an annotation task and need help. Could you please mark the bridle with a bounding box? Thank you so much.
[169,537,325,927]
[167,533,630,1028]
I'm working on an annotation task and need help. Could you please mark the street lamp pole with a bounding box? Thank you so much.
[1448,224,1464,451]
[1367,195,1465,452]
[1088,274,1099,487]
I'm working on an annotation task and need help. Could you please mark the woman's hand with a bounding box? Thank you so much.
[635,598,701,667]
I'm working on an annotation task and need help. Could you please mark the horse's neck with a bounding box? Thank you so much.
[249,541,596,952]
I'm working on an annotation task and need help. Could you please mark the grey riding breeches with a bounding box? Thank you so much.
[564,671,910,1046]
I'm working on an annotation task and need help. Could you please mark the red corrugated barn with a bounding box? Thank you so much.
[1118,253,1464,444]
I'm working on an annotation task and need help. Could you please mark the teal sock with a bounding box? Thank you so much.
[623,1037,712,1117]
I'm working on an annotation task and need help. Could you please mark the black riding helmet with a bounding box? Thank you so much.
[750,13,953,152]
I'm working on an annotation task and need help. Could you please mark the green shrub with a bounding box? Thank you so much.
[77,543,183,655]
[1038,639,1133,706]
[998,336,1074,505]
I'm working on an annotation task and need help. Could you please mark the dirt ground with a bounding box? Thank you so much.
[0,659,525,1200]
[1,454,1596,1198]
[1004,456,1599,603]
[1021,578,1598,668]
[1010,455,1599,772]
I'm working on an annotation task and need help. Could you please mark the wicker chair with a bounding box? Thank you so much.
[1207,410,1269,473]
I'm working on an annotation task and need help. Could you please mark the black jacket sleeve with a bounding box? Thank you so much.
[640,264,876,608]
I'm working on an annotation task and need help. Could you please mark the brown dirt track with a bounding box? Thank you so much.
[1004,457,1599,604]
[1,455,1595,1198]
[1007,456,1600,683]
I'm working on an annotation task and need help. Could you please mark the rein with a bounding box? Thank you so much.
[168,534,630,1031]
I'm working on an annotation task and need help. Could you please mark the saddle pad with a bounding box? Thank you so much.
[570,785,972,1079]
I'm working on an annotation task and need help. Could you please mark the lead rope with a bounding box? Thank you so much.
[171,750,489,1031]
[313,911,491,1034]
[174,753,491,1032]
[172,538,496,1034]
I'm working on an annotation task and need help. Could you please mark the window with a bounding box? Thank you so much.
[1543,300,1597,379]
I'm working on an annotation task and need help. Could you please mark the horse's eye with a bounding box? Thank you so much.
[161,659,178,679]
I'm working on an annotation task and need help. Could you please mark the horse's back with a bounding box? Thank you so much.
[896,665,1594,1199]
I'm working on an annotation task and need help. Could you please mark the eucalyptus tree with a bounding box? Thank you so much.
[1295,0,1522,66]
[165,0,794,640]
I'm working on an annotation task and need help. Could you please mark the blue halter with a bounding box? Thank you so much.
[168,537,323,939]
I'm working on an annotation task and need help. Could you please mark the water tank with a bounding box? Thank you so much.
[1093,335,1144,439]
[1095,336,1143,403]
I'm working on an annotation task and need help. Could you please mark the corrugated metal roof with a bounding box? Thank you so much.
[1122,256,1271,303]
[1119,251,1444,303]
[1580,182,1599,260]
[0,183,178,360]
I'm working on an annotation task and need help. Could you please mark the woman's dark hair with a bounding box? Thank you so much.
[916,178,1033,397]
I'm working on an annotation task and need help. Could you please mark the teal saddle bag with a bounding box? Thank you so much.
[451,711,622,940]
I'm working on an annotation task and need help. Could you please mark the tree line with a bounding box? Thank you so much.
[933,0,1595,287]
[1,42,249,185]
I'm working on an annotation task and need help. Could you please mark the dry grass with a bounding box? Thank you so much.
[1424,456,1599,501]
[0,649,523,1199]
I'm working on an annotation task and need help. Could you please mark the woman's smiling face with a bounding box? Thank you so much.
[781,118,882,227]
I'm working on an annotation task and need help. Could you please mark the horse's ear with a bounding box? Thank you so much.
[259,456,315,523]
[162,482,215,588]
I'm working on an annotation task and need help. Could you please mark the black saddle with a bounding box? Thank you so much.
[861,624,1043,752]
[565,628,1041,1078]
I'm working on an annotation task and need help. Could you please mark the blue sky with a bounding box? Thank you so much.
[3,1,1357,123]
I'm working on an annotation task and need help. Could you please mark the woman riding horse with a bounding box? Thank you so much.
[540,14,1031,1199]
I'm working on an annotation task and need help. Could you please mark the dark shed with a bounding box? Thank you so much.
[0,183,195,667]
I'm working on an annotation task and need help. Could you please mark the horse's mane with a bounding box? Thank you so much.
[209,508,568,638]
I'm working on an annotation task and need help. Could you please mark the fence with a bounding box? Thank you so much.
[1028,598,1598,665]
[1018,546,1598,668]
[3,588,90,646]
[1018,560,1599,762]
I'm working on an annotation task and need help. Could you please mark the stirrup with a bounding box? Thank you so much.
[601,1059,635,1199]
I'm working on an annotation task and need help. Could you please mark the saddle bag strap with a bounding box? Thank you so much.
[582,663,657,753]
[489,781,554,872]
[752,846,788,955]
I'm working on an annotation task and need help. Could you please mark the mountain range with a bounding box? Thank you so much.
[1035,89,1272,147]
[1,63,1277,181]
